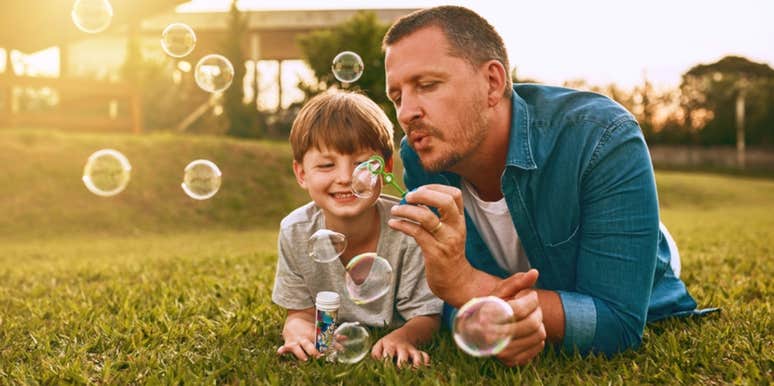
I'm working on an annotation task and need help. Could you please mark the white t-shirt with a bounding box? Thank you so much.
[460,179,530,274]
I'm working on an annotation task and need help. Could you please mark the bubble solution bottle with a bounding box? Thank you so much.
[315,291,340,360]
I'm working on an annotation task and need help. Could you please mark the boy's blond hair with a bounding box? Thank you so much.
[290,90,394,162]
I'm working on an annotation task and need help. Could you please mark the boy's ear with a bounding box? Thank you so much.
[292,160,307,189]
[384,156,394,173]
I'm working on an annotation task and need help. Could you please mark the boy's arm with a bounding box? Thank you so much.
[277,308,319,361]
[371,314,440,367]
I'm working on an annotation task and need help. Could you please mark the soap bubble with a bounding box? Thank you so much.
[351,158,382,198]
[331,51,364,83]
[345,252,392,304]
[82,149,131,197]
[161,23,197,58]
[332,322,371,364]
[71,0,113,34]
[309,229,347,263]
[194,54,234,93]
[453,296,514,357]
[181,159,221,200]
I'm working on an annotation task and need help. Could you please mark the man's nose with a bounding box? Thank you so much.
[397,95,422,127]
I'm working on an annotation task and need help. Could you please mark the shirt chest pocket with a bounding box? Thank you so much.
[543,224,580,258]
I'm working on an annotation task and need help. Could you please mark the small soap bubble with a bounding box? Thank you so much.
[309,229,347,263]
[194,54,234,93]
[351,158,382,198]
[71,0,113,34]
[332,322,371,364]
[345,252,392,304]
[82,149,131,197]
[161,23,197,58]
[331,51,364,83]
[453,296,514,357]
[181,159,221,200]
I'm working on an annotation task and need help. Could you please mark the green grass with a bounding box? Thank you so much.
[0,129,772,384]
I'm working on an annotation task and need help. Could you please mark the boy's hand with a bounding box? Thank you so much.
[371,336,430,368]
[277,308,320,362]
[277,337,321,361]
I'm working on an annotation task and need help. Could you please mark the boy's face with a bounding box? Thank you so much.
[293,145,387,219]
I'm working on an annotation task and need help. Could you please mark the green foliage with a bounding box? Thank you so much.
[680,56,774,146]
[297,12,399,139]
[0,130,772,383]
[120,34,211,132]
[222,0,265,138]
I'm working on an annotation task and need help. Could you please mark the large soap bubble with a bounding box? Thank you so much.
[194,54,234,93]
[345,252,392,304]
[82,149,131,197]
[161,23,197,58]
[181,159,222,200]
[332,322,371,364]
[332,51,364,83]
[71,0,113,34]
[309,229,347,263]
[453,296,514,357]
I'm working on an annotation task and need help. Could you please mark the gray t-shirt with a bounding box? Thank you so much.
[272,195,443,328]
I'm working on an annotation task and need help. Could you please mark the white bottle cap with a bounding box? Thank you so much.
[315,291,340,311]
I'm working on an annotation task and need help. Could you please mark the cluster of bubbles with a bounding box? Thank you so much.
[71,0,234,94]
[308,231,393,305]
[82,149,221,200]
[74,0,382,363]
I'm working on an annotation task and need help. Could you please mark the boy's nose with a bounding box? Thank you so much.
[335,164,354,185]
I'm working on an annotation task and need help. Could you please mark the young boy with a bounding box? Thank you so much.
[272,90,442,368]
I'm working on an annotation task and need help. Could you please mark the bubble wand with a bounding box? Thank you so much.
[352,155,406,197]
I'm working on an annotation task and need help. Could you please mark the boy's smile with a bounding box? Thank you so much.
[293,146,381,219]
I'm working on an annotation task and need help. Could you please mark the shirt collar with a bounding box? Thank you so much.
[505,87,537,170]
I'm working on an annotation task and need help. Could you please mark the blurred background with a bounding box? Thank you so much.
[1,0,772,169]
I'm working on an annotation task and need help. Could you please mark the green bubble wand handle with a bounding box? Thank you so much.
[366,155,406,197]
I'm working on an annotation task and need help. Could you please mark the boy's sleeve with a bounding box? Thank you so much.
[395,238,444,321]
[272,228,314,310]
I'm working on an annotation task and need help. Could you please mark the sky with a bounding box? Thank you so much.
[178,0,774,89]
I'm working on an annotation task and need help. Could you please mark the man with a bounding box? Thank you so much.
[383,6,703,366]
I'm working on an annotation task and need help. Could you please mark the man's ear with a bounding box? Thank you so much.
[292,160,307,189]
[484,60,507,107]
[384,156,394,173]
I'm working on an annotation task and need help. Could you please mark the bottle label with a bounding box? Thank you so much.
[315,308,338,353]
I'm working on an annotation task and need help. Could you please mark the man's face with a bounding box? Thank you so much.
[385,26,489,173]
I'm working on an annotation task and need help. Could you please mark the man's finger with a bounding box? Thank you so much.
[508,289,540,320]
[491,269,539,299]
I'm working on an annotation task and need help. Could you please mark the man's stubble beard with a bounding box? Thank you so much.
[417,101,489,174]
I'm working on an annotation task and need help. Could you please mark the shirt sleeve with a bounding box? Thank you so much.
[560,119,660,356]
[395,237,444,321]
[271,228,314,310]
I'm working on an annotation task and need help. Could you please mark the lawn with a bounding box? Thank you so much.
[0,130,771,384]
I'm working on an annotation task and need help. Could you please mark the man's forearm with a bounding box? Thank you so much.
[441,264,502,308]
[536,289,565,344]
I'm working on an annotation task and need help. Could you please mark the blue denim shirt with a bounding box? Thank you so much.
[400,84,698,356]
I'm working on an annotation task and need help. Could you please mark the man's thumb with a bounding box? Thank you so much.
[491,269,539,299]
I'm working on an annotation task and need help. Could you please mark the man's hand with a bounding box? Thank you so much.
[491,269,547,366]
[388,184,474,306]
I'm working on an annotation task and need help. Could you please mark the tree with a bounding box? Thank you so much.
[296,12,397,138]
[221,0,264,138]
[679,55,774,146]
